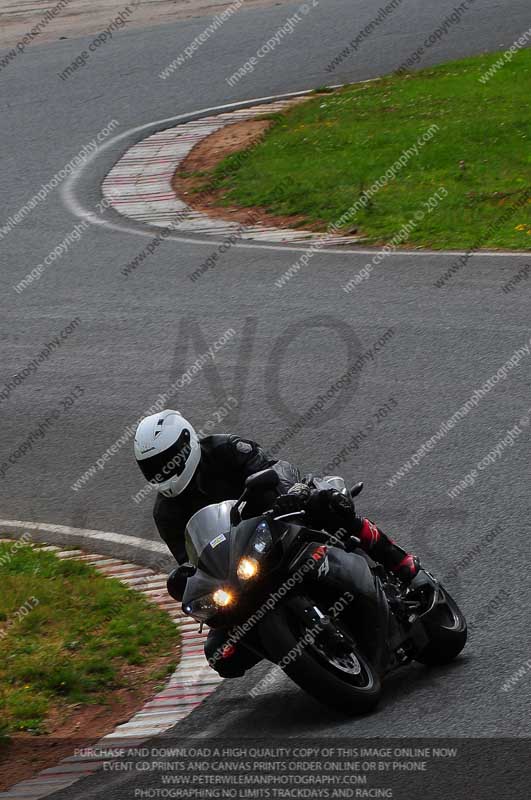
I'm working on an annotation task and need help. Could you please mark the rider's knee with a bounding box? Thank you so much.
[205,630,260,678]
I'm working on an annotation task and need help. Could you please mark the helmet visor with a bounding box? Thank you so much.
[138,429,193,484]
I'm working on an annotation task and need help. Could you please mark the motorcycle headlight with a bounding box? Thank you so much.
[237,557,259,581]
[212,589,234,607]
[184,589,235,621]
[248,520,273,556]
[237,521,273,581]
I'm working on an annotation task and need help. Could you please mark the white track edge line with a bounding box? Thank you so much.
[0,520,167,553]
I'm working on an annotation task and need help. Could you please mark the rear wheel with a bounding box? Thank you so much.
[258,597,381,714]
[415,586,467,665]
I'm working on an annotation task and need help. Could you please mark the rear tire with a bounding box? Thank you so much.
[415,586,467,666]
[258,597,381,714]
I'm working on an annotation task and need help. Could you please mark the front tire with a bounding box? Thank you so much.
[415,586,467,665]
[258,597,381,714]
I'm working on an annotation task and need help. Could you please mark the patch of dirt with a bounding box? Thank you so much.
[182,119,273,173]
[0,652,180,791]
[172,117,329,233]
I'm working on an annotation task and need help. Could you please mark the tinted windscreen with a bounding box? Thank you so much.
[138,429,191,483]
[185,501,235,565]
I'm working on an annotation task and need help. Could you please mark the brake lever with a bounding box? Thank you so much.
[272,510,307,522]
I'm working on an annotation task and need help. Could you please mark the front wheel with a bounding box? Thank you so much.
[415,585,467,666]
[258,597,381,714]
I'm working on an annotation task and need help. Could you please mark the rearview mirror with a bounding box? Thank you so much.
[245,468,280,492]
[176,562,196,578]
[350,481,364,498]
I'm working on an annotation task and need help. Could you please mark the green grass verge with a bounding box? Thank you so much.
[204,49,531,249]
[0,543,179,736]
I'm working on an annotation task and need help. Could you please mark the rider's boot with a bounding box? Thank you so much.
[356,519,421,582]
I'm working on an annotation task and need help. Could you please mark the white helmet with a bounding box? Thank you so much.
[134,410,200,498]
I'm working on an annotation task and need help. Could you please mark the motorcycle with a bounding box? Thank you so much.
[179,468,467,714]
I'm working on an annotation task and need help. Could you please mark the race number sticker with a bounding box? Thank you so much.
[209,533,226,549]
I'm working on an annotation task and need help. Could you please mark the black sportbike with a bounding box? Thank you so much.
[179,469,467,714]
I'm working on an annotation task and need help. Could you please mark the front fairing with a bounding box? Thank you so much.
[183,505,279,604]
[182,503,328,626]
[183,501,286,615]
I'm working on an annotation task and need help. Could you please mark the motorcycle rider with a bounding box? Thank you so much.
[134,409,423,677]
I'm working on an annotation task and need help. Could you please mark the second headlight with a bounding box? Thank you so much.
[248,520,273,555]
[237,557,260,580]
[237,521,273,581]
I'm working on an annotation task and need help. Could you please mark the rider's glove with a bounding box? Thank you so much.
[272,483,311,516]
[326,489,355,517]
[306,488,356,523]
[299,488,358,538]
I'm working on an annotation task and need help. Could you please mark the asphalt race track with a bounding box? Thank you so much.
[1,0,531,793]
